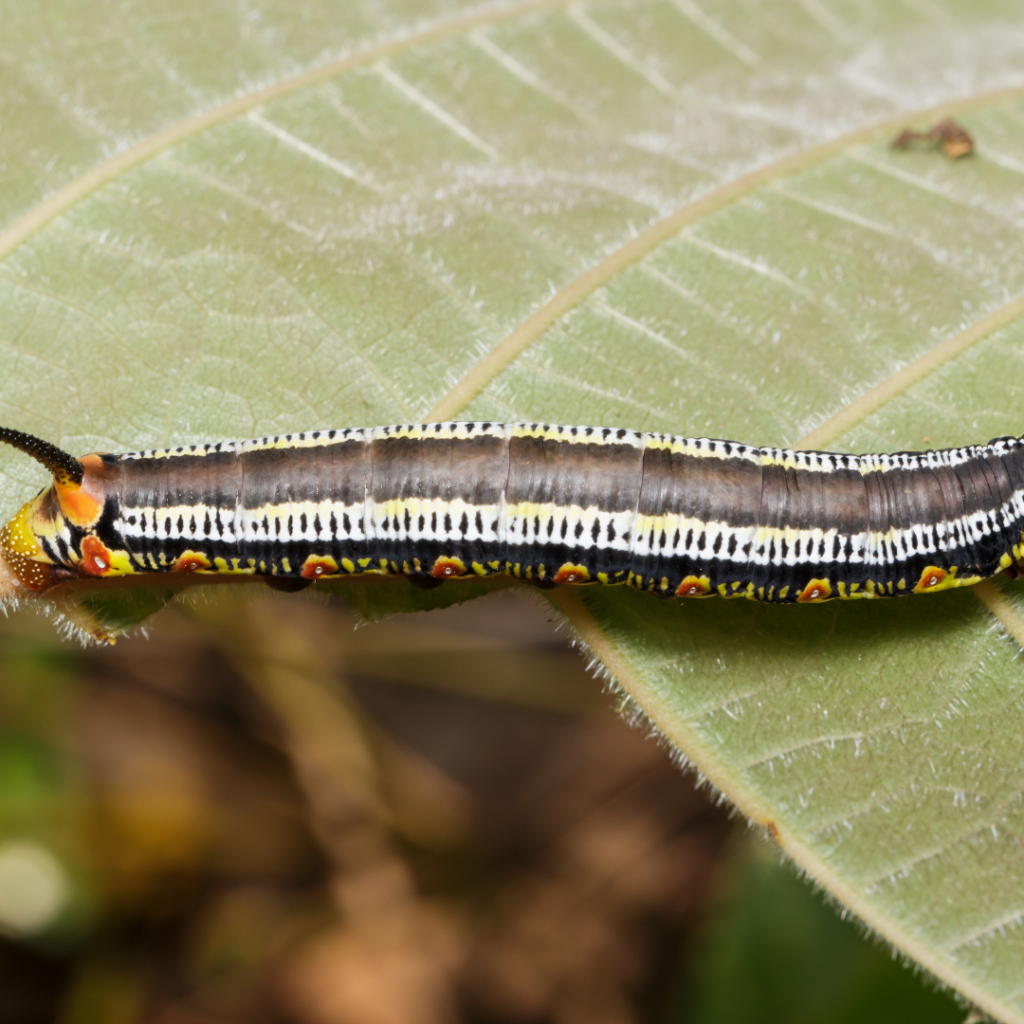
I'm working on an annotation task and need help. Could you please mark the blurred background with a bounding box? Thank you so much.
[0,585,968,1023]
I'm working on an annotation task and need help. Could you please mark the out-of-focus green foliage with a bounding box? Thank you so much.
[682,841,965,1024]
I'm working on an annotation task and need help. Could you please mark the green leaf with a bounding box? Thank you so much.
[4,0,1024,1016]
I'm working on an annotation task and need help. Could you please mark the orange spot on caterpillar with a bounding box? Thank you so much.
[763,820,780,842]
[553,563,590,584]
[914,566,948,593]
[797,578,832,603]
[173,551,211,573]
[675,575,711,597]
[81,535,113,576]
[301,555,339,580]
[55,483,101,525]
[431,556,466,578]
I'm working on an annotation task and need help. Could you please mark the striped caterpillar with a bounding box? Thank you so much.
[0,421,1022,610]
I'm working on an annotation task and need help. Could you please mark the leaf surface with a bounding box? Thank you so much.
[4,0,1024,1015]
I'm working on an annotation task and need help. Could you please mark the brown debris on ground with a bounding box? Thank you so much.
[1,590,736,1024]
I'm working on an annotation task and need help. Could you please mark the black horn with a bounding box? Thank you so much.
[0,427,84,486]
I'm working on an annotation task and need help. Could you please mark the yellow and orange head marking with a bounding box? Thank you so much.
[553,563,590,585]
[431,556,466,579]
[173,551,212,573]
[675,575,712,598]
[301,555,339,580]
[52,454,112,528]
[797,578,833,603]
[914,565,954,593]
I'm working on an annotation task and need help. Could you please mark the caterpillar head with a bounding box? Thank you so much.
[0,428,113,597]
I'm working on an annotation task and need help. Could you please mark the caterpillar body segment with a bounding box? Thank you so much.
[1,422,1024,606]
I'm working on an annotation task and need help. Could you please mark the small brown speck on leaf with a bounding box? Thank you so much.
[891,117,974,159]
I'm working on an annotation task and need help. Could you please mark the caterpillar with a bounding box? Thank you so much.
[0,421,1022,607]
